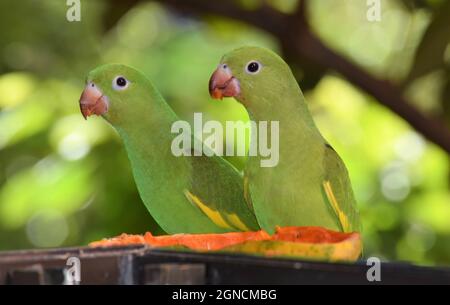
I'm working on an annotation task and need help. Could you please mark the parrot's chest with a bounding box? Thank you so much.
[247,141,324,192]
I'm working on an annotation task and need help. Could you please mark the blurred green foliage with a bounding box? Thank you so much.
[0,0,449,266]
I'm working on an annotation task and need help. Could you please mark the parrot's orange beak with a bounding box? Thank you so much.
[209,65,240,99]
[79,82,109,120]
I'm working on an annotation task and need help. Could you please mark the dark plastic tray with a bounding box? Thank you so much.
[0,245,449,284]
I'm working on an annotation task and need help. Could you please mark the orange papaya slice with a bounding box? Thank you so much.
[89,226,362,262]
[223,227,362,262]
[89,230,271,251]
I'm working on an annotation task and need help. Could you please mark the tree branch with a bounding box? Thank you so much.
[112,0,450,154]
[288,1,450,153]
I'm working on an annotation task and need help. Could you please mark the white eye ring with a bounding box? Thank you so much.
[245,60,262,74]
[112,76,129,91]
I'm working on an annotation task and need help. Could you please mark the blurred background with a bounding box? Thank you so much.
[0,0,449,266]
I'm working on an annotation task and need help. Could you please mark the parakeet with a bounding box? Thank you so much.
[209,46,360,234]
[79,64,259,234]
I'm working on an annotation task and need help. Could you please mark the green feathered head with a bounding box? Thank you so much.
[209,46,297,107]
[79,64,159,126]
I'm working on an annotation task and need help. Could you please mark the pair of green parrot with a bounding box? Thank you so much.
[79,46,360,235]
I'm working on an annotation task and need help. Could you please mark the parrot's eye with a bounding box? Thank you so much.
[247,62,259,72]
[112,76,129,91]
[245,61,261,74]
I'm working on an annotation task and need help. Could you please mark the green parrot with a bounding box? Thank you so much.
[209,46,360,234]
[79,64,259,234]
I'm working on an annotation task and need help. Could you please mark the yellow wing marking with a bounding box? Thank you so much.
[323,181,350,232]
[184,190,233,230]
[225,213,251,231]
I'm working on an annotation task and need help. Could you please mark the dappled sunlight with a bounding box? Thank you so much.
[0,0,448,266]
[309,74,450,264]
[0,156,95,229]
[26,209,69,248]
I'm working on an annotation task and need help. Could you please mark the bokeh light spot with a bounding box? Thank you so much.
[26,210,69,248]
[58,133,90,161]
[381,163,411,202]
[394,132,425,162]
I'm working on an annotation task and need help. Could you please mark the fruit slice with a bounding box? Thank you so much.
[223,227,362,262]
[89,230,271,251]
[90,226,362,262]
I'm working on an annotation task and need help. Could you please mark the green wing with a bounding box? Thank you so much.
[185,141,260,232]
[322,144,361,233]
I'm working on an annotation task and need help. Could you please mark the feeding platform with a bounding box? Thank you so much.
[0,245,449,285]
